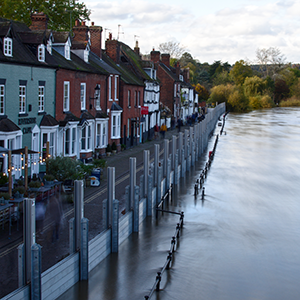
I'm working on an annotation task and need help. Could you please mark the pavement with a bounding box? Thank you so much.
[0,125,189,298]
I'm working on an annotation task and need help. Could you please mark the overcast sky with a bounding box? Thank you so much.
[84,0,300,65]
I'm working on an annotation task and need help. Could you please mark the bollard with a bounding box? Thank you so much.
[166,252,172,269]
[31,243,42,300]
[156,272,162,291]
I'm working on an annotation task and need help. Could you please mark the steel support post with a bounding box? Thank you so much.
[147,174,153,216]
[154,144,159,187]
[163,139,169,178]
[179,132,183,164]
[74,180,84,251]
[172,135,176,170]
[143,150,150,198]
[133,186,140,232]
[112,199,119,252]
[129,158,136,209]
[31,243,42,300]
[80,218,89,281]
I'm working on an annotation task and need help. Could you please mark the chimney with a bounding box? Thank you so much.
[134,40,140,57]
[183,68,190,83]
[90,23,103,59]
[105,36,119,63]
[30,12,48,31]
[150,49,160,63]
[176,61,180,78]
[161,53,170,68]
[72,19,89,43]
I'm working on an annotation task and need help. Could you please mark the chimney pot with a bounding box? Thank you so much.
[75,19,80,26]
[92,22,94,26]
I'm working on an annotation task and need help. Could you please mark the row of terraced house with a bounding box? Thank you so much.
[0,12,199,180]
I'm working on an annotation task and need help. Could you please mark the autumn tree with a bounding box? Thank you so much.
[230,60,253,86]
[0,0,90,31]
[195,84,209,101]
[158,41,186,59]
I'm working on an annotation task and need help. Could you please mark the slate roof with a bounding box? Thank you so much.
[110,102,123,111]
[95,111,109,119]
[40,114,59,127]
[58,112,80,127]
[0,117,20,132]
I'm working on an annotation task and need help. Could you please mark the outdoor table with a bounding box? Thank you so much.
[9,197,23,231]
[0,203,13,236]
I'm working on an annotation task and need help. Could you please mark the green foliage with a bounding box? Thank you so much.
[13,186,25,195]
[213,71,232,86]
[0,192,10,200]
[279,96,300,107]
[210,84,236,104]
[106,144,112,153]
[0,0,91,31]
[29,181,42,188]
[230,60,253,86]
[47,155,82,181]
[111,142,117,151]
[243,76,266,97]
[93,159,107,169]
[195,83,210,101]
[249,95,274,110]
[43,174,55,181]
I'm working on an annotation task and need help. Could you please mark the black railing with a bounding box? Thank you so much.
[144,212,184,299]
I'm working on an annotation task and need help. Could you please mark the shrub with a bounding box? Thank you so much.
[0,192,10,200]
[43,174,55,181]
[13,186,26,195]
[279,96,300,107]
[29,181,41,188]
[112,142,117,151]
[93,159,107,169]
[106,144,112,153]
[0,173,8,185]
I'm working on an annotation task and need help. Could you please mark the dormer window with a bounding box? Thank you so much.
[65,41,70,60]
[3,37,12,57]
[38,45,45,62]
[84,49,89,63]
[47,39,52,55]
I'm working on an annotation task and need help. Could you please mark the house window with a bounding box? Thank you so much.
[3,37,12,57]
[96,123,107,148]
[19,85,26,114]
[174,84,176,97]
[114,75,118,100]
[128,90,131,107]
[65,127,76,155]
[134,91,137,107]
[38,45,45,62]
[0,85,5,115]
[81,124,92,150]
[38,86,45,112]
[65,128,70,155]
[63,81,70,111]
[102,123,107,147]
[109,75,112,101]
[42,131,55,160]
[127,118,130,137]
[138,91,140,107]
[111,113,121,139]
[80,83,86,110]
[72,127,76,154]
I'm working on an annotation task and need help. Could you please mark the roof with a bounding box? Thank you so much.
[95,111,109,119]
[0,117,20,132]
[59,112,80,127]
[40,114,59,127]
[111,102,123,111]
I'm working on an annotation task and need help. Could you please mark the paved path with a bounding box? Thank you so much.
[0,125,189,298]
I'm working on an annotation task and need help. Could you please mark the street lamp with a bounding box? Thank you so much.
[89,84,101,110]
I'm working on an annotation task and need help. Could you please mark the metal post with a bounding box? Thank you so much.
[107,167,115,227]
[74,180,84,251]
[31,243,42,300]
[147,174,153,216]
[133,186,140,232]
[189,127,193,155]
[179,132,183,164]
[166,158,171,189]
[174,152,179,185]
[129,158,136,209]
[112,199,119,252]
[163,139,169,178]
[69,217,75,253]
[24,198,35,284]
[181,148,185,178]
[157,166,162,205]
[184,129,188,159]
[172,135,176,170]
[18,244,25,287]
[125,185,130,214]
[143,150,149,198]
[154,144,159,187]
[80,218,89,281]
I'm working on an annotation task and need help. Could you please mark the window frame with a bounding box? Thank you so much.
[111,112,121,139]
[38,44,45,62]
[80,83,86,110]
[3,37,12,57]
[114,75,118,100]
[109,75,112,101]
[128,90,131,108]
[19,85,26,114]
[38,85,45,112]
[63,81,70,112]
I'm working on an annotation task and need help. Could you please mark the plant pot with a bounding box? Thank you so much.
[106,152,111,157]
[112,150,117,154]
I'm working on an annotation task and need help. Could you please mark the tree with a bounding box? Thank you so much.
[0,0,91,31]
[195,84,209,101]
[158,41,186,59]
[230,60,253,86]
[256,47,286,78]
[243,76,266,97]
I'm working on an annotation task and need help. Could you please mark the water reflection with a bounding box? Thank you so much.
[59,108,300,300]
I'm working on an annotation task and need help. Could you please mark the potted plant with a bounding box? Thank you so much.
[106,144,112,157]
[0,173,8,186]
[112,142,117,154]
[121,144,126,151]
[13,186,26,197]
[43,174,55,185]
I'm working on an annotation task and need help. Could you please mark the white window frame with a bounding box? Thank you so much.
[174,84,177,97]
[111,112,121,139]
[47,38,52,54]
[19,85,26,114]
[84,49,89,63]
[114,75,118,100]
[96,120,107,148]
[38,44,45,62]
[63,81,70,112]
[41,128,57,161]
[3,37,12,57]
[0,84,5,115]
[80,83,86,110]
[138,91,140,107]
[109,75,112,101]
[38,85,45,112]
[64,124,77,156]
[81,123,93,151]
[128,90,131,107]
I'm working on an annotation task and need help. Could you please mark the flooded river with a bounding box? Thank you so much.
[59,107,300,300]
